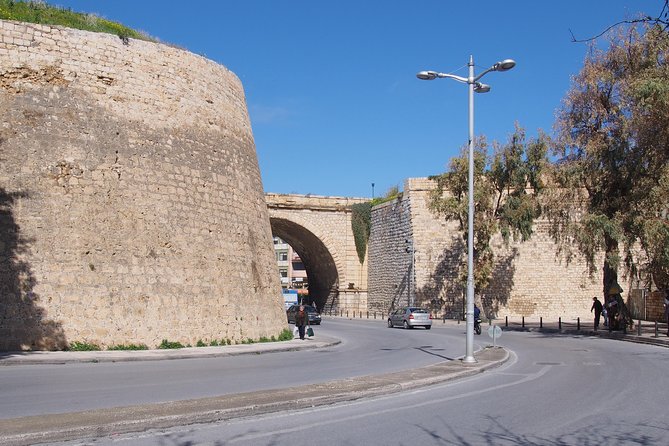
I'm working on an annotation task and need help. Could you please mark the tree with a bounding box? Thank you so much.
[548,25,669,300]
[570,1,669,42]
[429,125,549,292]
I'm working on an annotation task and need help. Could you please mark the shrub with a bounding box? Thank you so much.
[158,339,184,349]
[67,341,100,351]
[107,343,148,351]
[277,328,294,341]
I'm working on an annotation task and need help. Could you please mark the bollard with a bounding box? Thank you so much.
[540,317,543,329]
[655,320,659,338]
[577,317,580,331]
[559,317,562,330]
[638,319,641,336]
[522,316,525,328]
[346,311,349,318]
[505,316,508,327]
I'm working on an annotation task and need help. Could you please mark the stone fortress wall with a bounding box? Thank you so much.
[369,178,604,321]
[0,20,287,350]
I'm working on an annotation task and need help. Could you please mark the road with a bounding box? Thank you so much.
[0,318,462,419]
[4,318,669,445]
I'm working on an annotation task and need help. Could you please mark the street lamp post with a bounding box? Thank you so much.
[417,56,515,363]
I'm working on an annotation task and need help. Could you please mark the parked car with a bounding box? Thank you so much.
[286,304,322,325]
[387,307,432,329]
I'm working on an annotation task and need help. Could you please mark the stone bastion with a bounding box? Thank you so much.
[0,20,287,350]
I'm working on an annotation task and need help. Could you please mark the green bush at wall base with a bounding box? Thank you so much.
[67,341,101,351]
[108,343,149,351]
[158,339,185,349]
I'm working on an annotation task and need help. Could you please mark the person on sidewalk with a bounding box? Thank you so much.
[591,296,603,330]
[664,289,669,337]
[295,305,308,340]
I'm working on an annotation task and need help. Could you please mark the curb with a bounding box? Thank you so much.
[0,337,341,366]
[0,347,508,445]
[499,325,669,348]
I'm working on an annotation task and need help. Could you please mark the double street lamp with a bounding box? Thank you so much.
[417,56,515,363]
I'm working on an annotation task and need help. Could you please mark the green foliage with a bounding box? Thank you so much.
[209,339,220,346]
[429,126,548,292]
[350,186,402,265]
[107,343,148,351]
[196,339,206,347]
[550,24,669,290]
[277,328,294,341]
[370,185,401,206]
[0,0,154,42]
[158,339,184,349]
[67,341,101,351]
[351,202,372,264]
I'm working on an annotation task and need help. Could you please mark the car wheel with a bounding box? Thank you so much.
[387,319,393,328]
[425,325,431,330]
[403,320,409,329]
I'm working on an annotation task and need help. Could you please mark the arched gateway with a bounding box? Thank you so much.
[265,194,368,313]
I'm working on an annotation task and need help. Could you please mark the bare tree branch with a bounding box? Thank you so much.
[570,1,669,43]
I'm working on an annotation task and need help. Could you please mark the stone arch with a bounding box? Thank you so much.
[270,217,339,312]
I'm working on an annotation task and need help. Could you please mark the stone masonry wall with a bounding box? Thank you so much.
[369,178,604,321]
[0,20,287,350]
[367,192,413,313]
[266,194,368,312]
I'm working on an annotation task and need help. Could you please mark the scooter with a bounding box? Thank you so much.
[474,318,482,335]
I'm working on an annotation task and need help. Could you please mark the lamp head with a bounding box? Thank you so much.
[474,82,491,93]
[494,59,516,72]
[416,71,438,80]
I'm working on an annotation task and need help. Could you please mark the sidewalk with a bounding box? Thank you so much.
[0,335,341,366]
[471,317,669,348]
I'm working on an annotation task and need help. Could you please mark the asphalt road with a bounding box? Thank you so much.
[0,320,669,445]
[0,318,463,419]
[46,319,669,446]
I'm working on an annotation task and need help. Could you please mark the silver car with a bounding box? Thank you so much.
[387,307,432,329]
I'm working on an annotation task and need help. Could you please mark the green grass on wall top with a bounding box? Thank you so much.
[0,0,155,42]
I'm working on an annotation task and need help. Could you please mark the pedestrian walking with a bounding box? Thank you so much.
[295,305,308,340]
[664,289,669,337]
[591,296,603,330]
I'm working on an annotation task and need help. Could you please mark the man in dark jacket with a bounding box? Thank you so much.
[591,296,603,330]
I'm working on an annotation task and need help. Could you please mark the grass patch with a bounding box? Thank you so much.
[0,0,155,42]
[107,343,148,351]
[158,339,184,349]
[67,341,101,351]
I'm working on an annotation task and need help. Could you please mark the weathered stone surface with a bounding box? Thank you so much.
[369,178,603,321]
[0,20,286,350]
[265,194,368,312]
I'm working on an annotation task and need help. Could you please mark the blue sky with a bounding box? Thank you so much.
[49,1,661,198]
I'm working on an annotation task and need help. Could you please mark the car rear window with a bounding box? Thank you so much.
[411,308,428,313]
